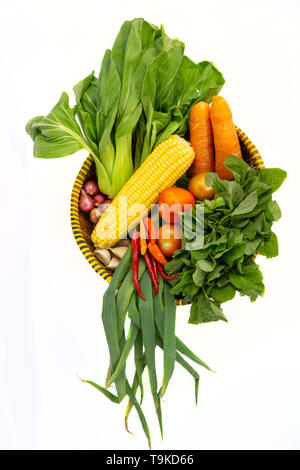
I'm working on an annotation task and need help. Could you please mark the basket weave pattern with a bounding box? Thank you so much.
[70,127,264,292]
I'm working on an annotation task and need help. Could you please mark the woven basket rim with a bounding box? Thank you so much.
[70,127,264,300]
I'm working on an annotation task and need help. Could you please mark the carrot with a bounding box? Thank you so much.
[189,101,214,177]
[210,96,242,180]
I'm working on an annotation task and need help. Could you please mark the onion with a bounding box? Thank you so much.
[84,179,99,196]
[94,193,106,206]
[79,189,94,213]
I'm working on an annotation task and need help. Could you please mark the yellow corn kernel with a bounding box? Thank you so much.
[91,135,195,248]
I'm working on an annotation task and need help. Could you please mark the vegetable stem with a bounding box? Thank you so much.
[111,133,134,196]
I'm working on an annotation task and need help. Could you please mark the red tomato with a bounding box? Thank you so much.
[158,224,182,258]
[158,187,195,224]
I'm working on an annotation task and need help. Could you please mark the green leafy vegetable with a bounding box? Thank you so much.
[189,292,228,324]
[26,92,97,159]
[166,156,287,324]
[26,18,224,197]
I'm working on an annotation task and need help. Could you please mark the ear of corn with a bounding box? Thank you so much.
[92,135,195,248]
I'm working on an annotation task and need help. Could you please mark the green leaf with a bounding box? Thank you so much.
[169,270,194,295]
[192,266,206,287]
[231,191,258,216]
[138,271,163,436]
[80,378,121,404]
[244,237,262,255]
[139,52,224,163]
[172,58,225,135]
[196,258,215,272]
[243,221,258,240]
[265,200,281,222]
[165,257,187,274]
[229,268,264,301]
[26,92,98,159]
[205,172,223,191]
[108,19,164,194]
[106,321,139,387]
[221,242,247,266]
[161,286,176,398]
[126,380,151,449]
[133,328,145,404]
[96,49,121,178]
[259,168,287,193]
[101,246,132,400]
[97,50,120,145]
[258,231,279,258]
[128,292,141,329]
[156,335,200,405]
[189,293,228,324]
[224,155,249,182]
[138,34,185,163]
[116,258,146,338]
[211,284,236,303]
[112,19,161,139]
[204,197,226,211]
[73,72,99,157]
[25,115,44,140]
[206,264,226,283]
[175,337,213,372]
[226,181,244,208]
[76,103,98,154]
[73,71,97,123]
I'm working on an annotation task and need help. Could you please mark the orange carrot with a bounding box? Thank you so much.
[210,96,242,180]
[140,220,147,255]
[189,101,214,177]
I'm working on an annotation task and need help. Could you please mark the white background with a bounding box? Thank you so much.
[0,0,299,450]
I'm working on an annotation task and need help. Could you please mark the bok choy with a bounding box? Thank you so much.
[26,18,225,198]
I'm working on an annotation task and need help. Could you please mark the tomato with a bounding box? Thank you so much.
[158,224,182,258]
[188,172,216,200]
[158,187,195,224]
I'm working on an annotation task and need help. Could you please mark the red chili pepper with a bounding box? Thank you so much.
[143,252,158,295]
[157,261,178,280]
[143,217,158,244]
[132,230,146,301]
[151,254,159,285]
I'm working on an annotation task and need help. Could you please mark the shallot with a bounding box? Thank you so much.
[84,179,99,196]
[79,189,94,213]
[94,193,106,206]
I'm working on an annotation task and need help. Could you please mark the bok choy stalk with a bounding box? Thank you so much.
[73,70,115,196]
[107,18,162,195]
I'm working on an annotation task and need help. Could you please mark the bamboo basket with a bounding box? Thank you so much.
[70,127,264,302]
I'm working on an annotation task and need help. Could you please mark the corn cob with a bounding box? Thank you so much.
[91,135,195,248]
